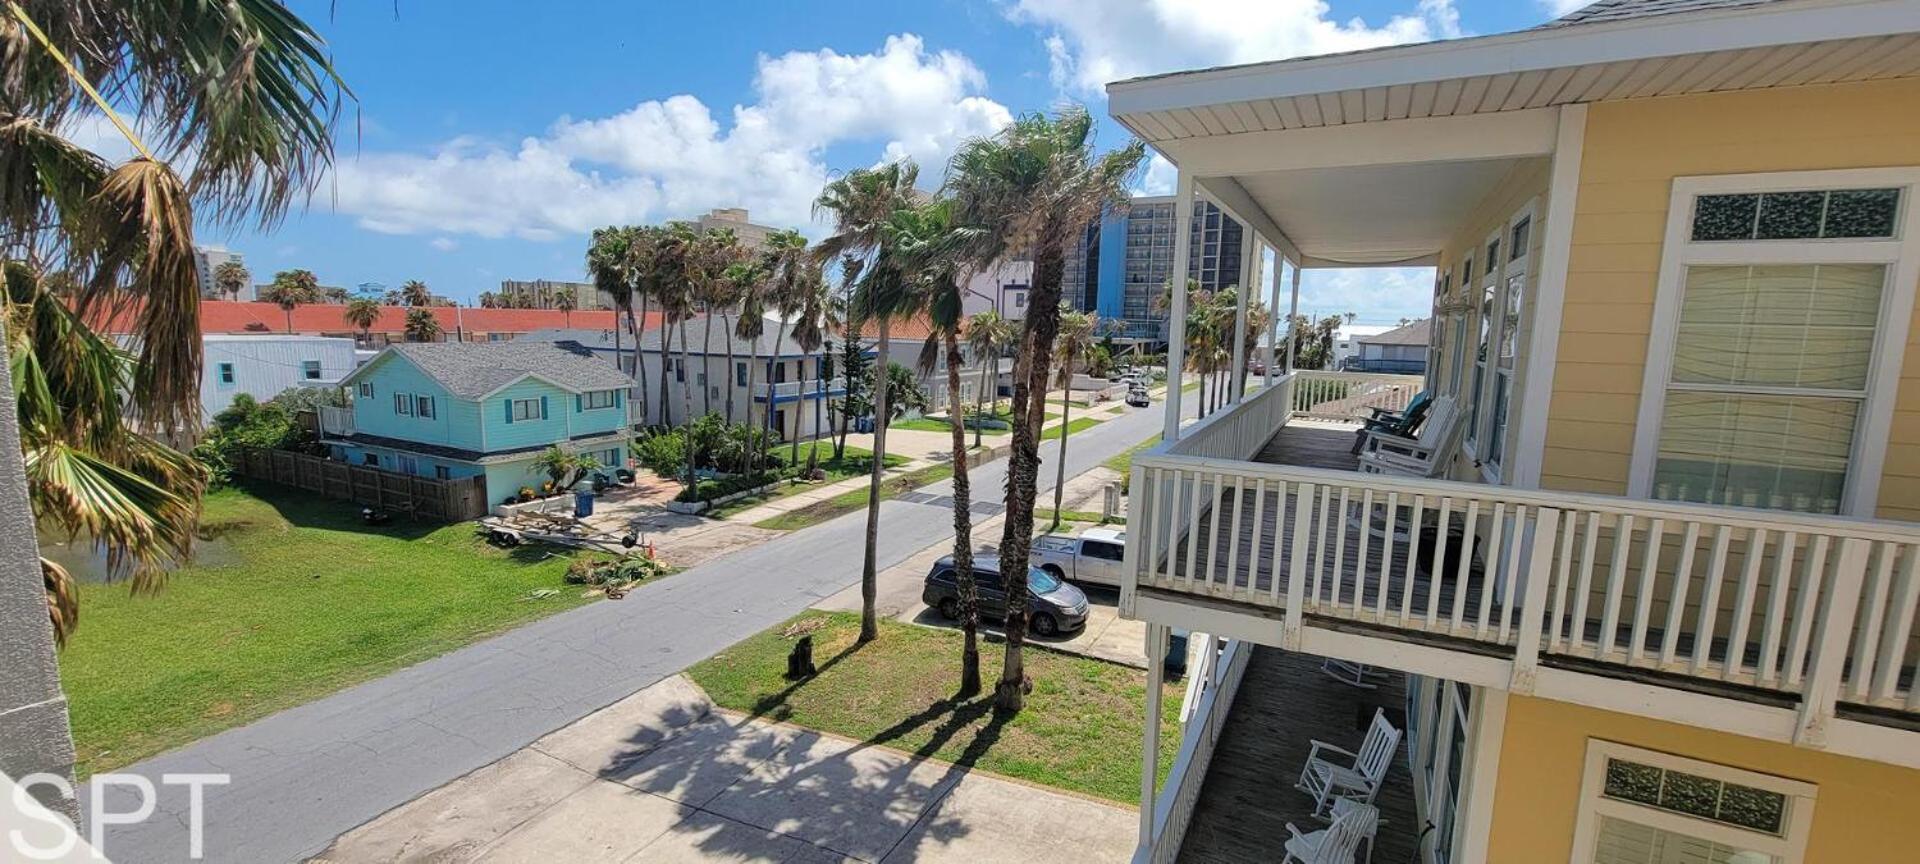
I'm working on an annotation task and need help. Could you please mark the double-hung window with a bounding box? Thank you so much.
[1572,741,1815,864]
[583,390,616,410]
[217,362,236,385]
[302,360,323,380]
[415,395,435,419]
[358,382,373,399]
[510,398,542,421]
[1633,172,1915,515]
[393,392,413,417]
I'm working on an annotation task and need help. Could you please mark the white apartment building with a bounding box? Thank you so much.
[202,334,358,422]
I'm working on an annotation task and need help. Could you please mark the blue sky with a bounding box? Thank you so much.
[173,0,1577,321]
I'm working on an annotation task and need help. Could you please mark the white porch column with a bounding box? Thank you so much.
[1263,244,1282,385]
[1229,225,1252,404]
[1164,171,1195,443]
[1285,262,1302,372]
[1139,622,1168,850]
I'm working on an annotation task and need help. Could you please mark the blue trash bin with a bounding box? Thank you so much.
[573,490,595,518]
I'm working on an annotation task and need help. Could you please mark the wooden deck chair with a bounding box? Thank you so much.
[1357,396,1459,478]
[1296,708,1402,820]
[1283,801,1379,864]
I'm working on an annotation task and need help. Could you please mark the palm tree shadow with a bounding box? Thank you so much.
[743,639,866,723]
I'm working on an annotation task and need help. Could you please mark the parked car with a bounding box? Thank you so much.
[1030,527,1128,587]
[1125,385,1150,407]
[922,555,1089,637]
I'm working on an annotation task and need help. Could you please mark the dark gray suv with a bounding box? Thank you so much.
[922,555,1090,637]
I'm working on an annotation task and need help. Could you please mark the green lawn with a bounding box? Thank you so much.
[687,612,1179,803]
[1102,433,1163,476]
[1039,416,1103,441]
[752,462,955,532]
[704,446,909,519]
[892,416,1010,436]
[57,484,598,777]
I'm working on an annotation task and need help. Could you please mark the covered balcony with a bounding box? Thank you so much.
[752,377,847,403]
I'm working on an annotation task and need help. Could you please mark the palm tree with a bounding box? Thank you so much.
[945,107,1144,710]
[261,269,320,332]
[759,229,808,460]
[728,257,770,473]
[814,160,921,645]
[403,308,442,342]
[587,225,643,417]
[553,289,576,326]
[400,279,432,307]
[893,197,991,694]
[689,228,742,420]
[1,0,347,645]
[787,254,840,466]
[343,297,381,347]
[1050,309,1096,529]
[964,310,1010,448]
[213,260,250,300]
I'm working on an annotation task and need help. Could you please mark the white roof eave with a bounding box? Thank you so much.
[1107,0,1913,122]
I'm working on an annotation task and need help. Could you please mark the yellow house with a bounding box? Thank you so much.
[1109,2,1920,862]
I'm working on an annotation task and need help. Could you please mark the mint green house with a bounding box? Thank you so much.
[320,342,634,506]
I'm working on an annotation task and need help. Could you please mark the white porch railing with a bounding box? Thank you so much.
[1169,373,1296,462]
[757,378,846,400]
[1127,402,1920,735]
[1136,636,1251,864]
[318,405,355,437]
[1290,369,1423,422]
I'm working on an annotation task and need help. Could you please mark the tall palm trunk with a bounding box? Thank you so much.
[1051,353,1073,530]
[743,336,760,476]
[945,330,981,694]
[772,318,796,467]
[632,296,650,420]
[974,355,991,449]
[679,320,697,486]
[701,313,716,417]
[858,316,892,644]
[723,310,738,424]
[996,234,1067,711]
[658,308,674,427]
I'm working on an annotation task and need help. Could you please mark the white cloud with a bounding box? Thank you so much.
[332,35,1012,241]
[1134,153,1177,196]
[1008,0,1463,95]
[429,237,458,252]
[1296,266,1436,325]
[1540,0,1589,16]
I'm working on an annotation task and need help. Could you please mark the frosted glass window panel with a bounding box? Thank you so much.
[1655,393,1857,514]
[1673,265,1884,390]
[1822,188,1899,238]
[1691,188,1899,241]
[1754,191,1824,240]
[1593,818,1775,864]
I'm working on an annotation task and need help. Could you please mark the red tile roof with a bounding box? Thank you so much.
[105,301,661,338]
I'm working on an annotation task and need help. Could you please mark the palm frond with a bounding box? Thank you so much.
[42,557,77,646]
[78,157,201,432]
[25,439,196,594]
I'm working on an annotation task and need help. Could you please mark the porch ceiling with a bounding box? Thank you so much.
[1235,157,1530,266]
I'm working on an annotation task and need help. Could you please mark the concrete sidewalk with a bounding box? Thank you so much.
[316,676,1134,864]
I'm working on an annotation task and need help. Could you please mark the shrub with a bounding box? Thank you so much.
[674,470,779,503]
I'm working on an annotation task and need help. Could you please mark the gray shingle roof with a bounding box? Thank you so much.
[384,341,632,399]
[1541,0,1781,28]
[1356,319,1432,346]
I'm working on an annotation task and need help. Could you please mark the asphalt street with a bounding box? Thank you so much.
[86,394,1187,863]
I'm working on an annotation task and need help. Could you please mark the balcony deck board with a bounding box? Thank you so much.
[1176,645,1425,864]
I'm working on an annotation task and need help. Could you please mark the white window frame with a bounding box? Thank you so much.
[357,382,373,399]
[1464,226,1503,471]
[393,392,413,417]
[510,398,542,422]
[415,395,435,419]
[1568,740,1817,864]
[1628,168,1920,517]
[583,389,616,410]
[302,359,323,380]
[1486,202,1536,480]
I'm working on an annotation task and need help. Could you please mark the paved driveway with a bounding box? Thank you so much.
[316,676,1134,863]
[85,394,1185,863]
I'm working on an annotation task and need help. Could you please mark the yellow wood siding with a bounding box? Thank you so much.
[1489,695,1920,863]
[1543,78,1920,517]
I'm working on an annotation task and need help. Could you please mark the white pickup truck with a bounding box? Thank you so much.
[1029,527,1128,588]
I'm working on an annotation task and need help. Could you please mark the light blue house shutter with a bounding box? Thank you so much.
[540,395,548,419]
[504,400,514,424]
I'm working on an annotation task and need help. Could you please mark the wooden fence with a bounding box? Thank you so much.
[236,447,489,522]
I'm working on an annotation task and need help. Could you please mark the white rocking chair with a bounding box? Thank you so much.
[1357,396,1459,478]
[1320,657,1388,690]
[1282,800,1379,864]
[1296,708,1402,820]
